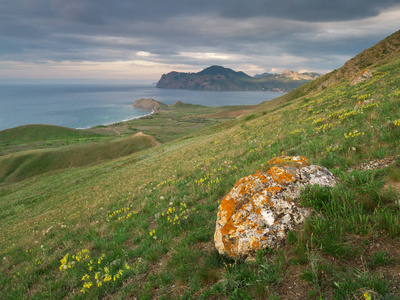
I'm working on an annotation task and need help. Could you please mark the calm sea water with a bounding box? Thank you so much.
[0,84,284,131]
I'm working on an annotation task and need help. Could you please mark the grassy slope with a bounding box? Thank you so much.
[1,33,400,299]
[0,124,108,155]
[0,132,160,184]
[96,103,253,143]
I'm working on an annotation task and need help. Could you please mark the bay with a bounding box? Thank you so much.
[0,83,284,131]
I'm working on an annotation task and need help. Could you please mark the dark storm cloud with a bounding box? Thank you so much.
[1,0,400,79]
[220,0,400,21]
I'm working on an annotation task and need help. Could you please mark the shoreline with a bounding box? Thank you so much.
[76,109,155,130]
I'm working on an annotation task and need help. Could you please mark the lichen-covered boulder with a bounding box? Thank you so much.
[214,156,336,259]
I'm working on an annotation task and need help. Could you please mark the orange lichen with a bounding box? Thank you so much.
[220,196,237,236]
[267,166,294,184]
[251,239,260,249]
[264,186,281,195]
[361,69,370,76]
[267,156,309,169]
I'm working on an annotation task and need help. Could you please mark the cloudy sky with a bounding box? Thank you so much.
[1,0,400,82]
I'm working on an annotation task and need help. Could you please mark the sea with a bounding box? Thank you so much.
[0,83,285,131]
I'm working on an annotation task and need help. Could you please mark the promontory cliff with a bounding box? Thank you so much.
[156,65,320,92]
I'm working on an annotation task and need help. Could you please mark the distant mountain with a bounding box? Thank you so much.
[253,72,274,79]
[254,70,320,80]
[156,66,320,92]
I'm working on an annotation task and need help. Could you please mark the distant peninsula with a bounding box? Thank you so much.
[156,65,320,92]
[133,98,167,112]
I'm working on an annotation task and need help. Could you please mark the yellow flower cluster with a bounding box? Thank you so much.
[59,254,72,270]
[59,249,90,270]
[337,103,378,123]
[326,109,346,121]
[149,229,156,236]
[113,269,124,281]
[338,110,361,122]
[157,177,183,187]
[104,267,112,282]
[195,165,237,187]
[60,249,132,294]
[73,249,90,262]
[326,101,341,109]
[393,119,400,126]
[97,254,105,264]
[108,207,138,221]
[290,128,305,135]
[344,130,364,139]
[109,207,128,218]
[302,115,315,123]
[314,123,333,133]
[161,202,190,226]
[325,145,343,153]
[312,117,325,125]
[352,93,371,101]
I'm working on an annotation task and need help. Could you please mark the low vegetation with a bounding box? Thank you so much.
[1,32,400,299]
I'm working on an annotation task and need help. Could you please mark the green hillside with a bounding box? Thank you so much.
[0,124,107,155]
[1,31,400,299]
[0,132,160,184]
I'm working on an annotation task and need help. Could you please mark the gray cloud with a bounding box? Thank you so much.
[1,0,400,79]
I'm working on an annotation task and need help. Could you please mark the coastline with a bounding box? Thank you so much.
[76,109,154,130]
[0,84,282,132]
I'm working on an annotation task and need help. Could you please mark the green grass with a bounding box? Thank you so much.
[0,132,159,183]
[1,37,400,299]
[0,124,108,155]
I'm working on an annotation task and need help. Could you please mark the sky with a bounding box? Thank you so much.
[1,0,400,83]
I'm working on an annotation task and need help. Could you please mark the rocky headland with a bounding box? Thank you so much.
[156,65,320,92]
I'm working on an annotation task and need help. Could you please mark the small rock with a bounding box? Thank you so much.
[350,69,372,85]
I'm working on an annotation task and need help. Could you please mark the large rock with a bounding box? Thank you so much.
[214,156,336,259]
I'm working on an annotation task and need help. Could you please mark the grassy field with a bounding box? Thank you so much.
[0,125,108,155]
[92,102,255,143]
[1,34,400,299]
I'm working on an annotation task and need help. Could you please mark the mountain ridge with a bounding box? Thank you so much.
[156,65,320,92]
